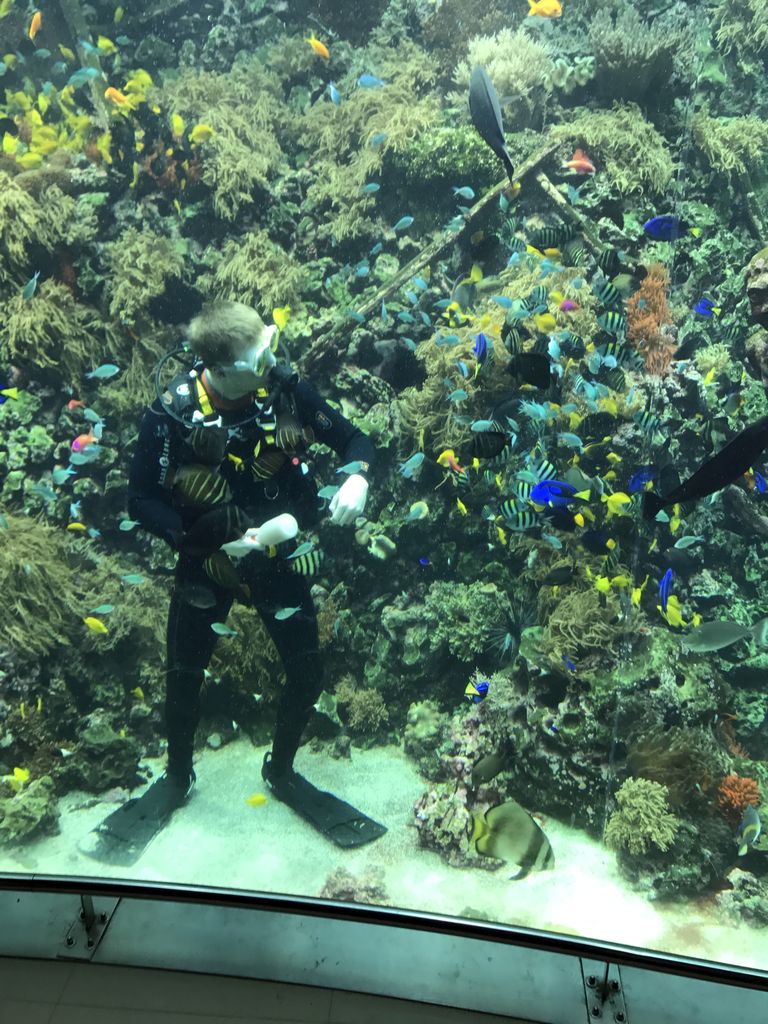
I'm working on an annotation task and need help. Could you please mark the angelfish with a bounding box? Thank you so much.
[469,798,554,879]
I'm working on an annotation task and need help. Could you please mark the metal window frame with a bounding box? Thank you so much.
[1,874,767,1024]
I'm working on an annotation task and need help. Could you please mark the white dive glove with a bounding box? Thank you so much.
[221,528,265,559]
[329,473,369,526]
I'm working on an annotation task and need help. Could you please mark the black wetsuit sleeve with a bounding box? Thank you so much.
[294,379,375,477]
[127,400,184,547]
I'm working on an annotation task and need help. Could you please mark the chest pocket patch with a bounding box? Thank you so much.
[315,411,332,431]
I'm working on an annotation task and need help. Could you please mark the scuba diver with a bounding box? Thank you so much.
[83,300,386,864]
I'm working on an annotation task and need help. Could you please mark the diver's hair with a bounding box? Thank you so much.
[187,300,267,368]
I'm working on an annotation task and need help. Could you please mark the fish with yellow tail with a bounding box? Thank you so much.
[601,491,633,518]
[527,0,561,17]
[470,797,555,879]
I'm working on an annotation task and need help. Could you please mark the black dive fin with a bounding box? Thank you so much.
[263,758,387,849]
[79,773,193,866]
[469,65,515,185]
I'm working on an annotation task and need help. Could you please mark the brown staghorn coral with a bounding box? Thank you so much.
[198,227,308,313]
[628,726,729,806]
[626,262,677,375]
[104,227,186,327]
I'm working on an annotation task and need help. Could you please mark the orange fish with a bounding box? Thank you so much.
[71,431,96,452]
[67,399,85,411]
[306,33,329,59]
[104,86,129,105]
[564,148,596,175]
[29,10,42,39]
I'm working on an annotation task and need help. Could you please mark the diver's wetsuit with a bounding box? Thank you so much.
[128,368,374,783]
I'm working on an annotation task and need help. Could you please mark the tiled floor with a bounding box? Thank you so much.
[0,958,531,1024]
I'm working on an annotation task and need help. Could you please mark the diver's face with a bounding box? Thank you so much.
[210,329,278,397]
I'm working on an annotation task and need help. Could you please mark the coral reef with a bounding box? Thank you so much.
[626,262,677,375]
[716,774,760,826]
[604,779,679,856]
[0,775,59,844]
[104,227,187,327]
[318,866,388,904]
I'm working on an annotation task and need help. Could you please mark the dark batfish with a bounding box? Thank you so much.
[507,352,551,389]
[468,65,515,185]
[470,798,555,880]
[470,431,509,460]
[643,414,768,519]
[178,583,218,609]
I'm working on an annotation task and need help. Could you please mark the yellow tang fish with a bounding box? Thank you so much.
[59,44,76,61]
[594,576,611,594]
[83,616,109,634]
[496,525,507,546]
[246,792,268,807]
[631,575,649,607]
[67,522,87,531]
[131,686,145,702]
[170,112,185,137]
[658,595,686,629]
[97,35,117,55]
[527,0,562,17]
[188,122,214,144]
[272,305,290,331]
[456,498,468,516]
[601,492,633,517]
[0,0,14,19]
[114,5,124,22]
[534,313,557,333]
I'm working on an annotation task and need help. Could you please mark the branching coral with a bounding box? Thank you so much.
[604,778,679,855]
[160,62,287,220]
[199,226,308,312]
[104,227,186,327]
[716,774,760,826]
[0,514,80,659]
[454,28,554,130]
[692,110,768,179]
[0,281,120,385]
[549,105,674,196]
[626,263,677,375]
[713,0,768,58]
[587,6,696,103]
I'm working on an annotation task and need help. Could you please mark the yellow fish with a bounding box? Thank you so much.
[97,35,117,55]
[272,305,291,331]
[605,538,616,550]
[703,367,716,387]
[601,491,633,517]
[534,312,557,333]
[246,792,268,807]
[171,112,185,137]
[188,122,214,144]
[19,701,25,720]
[496,525,508,546]
[527,0,562,17]
[58,44,76,61]
[17,152,42,169]
[573,511,585,528]
[83,616,109,634]
[6,766,30,793]
[306,33,330,59]
[28,9,41,40]
[456,497,468,516]
[610,575,631,589]
[2,132,18,155]
[658,595,686,628]
[606,452,622,464]
[669,502,681,535]
[594,576,611,594]
[36,695,42,713]
[67,522,87,531]
[631,575,649,607]
[131,686,145,702]
[114,5,124,22]
[0,0,14,19]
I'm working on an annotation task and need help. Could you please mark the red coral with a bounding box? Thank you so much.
[716,774,760,825]
[626,262,677,375]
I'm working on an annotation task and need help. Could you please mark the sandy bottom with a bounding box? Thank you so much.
[1,739,765,970]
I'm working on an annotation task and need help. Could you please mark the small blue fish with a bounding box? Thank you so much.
[79,39,99,53]
[541,532,563,549]
[456,360,469,378]
[452,185,475,201]
[50,60,67,74]
[85,363,120,379]
[448,388,468,403]
[446,215,465,231]
[347,310,365,323]
[83,408,103,423]
[464,680,489,705]
[41,80,55,96]
[21,272,40,300]
[659,568,673,613]
[531,480,579,508]
[119,519,140,531]
[557,432,583,450]
[33,48,51,58]
[275,606,301,620]
[211,622,238,636]
[571,276,584,289]
[397,311,416,324]
[336,460,365,475]
[381,300,389,322]
[566,184,581,205]
[287,541,315,560]
[756,470,767,494]
[419,557,430,565]
[399,453,425,478]
[328,81,341,105]
[121,573,144,585]
[358,74,386,88]
[499,192,509,212]
[67,66,99,87]
[694,296,721,317]
[412,276,428,290]
[115,35,131,45]
[404,290,419,304]
[0,62,7,76]
[491,296,512,309]
[561,655,576,671]
[419,312,431,326]
[392,215,414,232]
[90,604,114,614]
[433,299,452,310]
[70,449,101,465]
[643,214,698,242]
[369,132,388,148]
[369,242,383,255]
[52,466,76,485]
[401,337,417,352]
[355,261,370,277]
[317,485,339,499]
[473,332,488,365]
[628,466,657,493]
[361,183,380,194]
[31,483,57,502]
[69,501,81,519]
[87,527,101,539]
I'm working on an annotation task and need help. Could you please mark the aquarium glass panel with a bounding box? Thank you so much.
[1,0,767,977]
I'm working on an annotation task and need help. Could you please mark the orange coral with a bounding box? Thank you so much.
[716,773,760,825]
[626,262,677,375]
